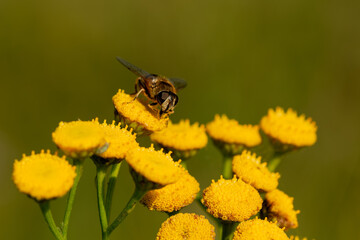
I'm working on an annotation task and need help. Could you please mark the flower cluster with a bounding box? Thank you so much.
[232,150,280,192]
[13,150,76,201]
[13,71,318,240]
[201,176,262,222]
[206,114,261,155]
[260,107,317,152]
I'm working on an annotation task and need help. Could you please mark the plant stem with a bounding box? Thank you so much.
[107,187,147,235]
[96,165,109,240]
[105,162,122,222]
[39,201,64,240]
[222,155,233,179]
[267,156,281,172]
[62,159,83,238]
[221,221,238,240]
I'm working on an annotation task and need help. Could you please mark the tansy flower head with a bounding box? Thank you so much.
[92,120,139,165]
[140,166,200,212]
[113,89,168,135]
[260,107,317,152]
[233,218,289,240]
[156,213,215,240]
[262,189,300,230]
[52,119,106,159]
[206,115,261,156]
[232,150,280,192]
[150,119,208,160]
[12,150,76,201]
[201,176,262,222]
[126,145,181,187]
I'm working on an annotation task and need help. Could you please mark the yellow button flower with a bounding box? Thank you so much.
[12,150,76,201]
[263,189,300,230]
[201,176,262,222]
[150,119,208,160]
[206,115,261,155]
[52,119,106,158]
[232,150,280,192]
[126,145,181,186]
[233,218,289,240]
[140,166,200,212]
[156,213,215,240]
[113,89,168,135]
[96,120,139,162]
[260,107,317,151]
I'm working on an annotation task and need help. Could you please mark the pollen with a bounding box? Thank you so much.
[97,120,139,160]
[150,119,208,151]
[260,107,317,148]
[232,150,280,192]
[233,218,290,240]
[206,114,261,150]
[52,119,106,158]
[264,189,300,230]
[12,150,76,201]
[140,166,200,212]
[113,89,168,134]
[156,213,216,240]
[125,145,182,186]
[201,176,262,222]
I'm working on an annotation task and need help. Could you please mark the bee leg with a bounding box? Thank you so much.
[132,88,145,101]
[146,102,159,115]
[147,102,158,110]
[125,88,145,105]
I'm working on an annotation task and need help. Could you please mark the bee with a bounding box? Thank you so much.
[116,57,187,118]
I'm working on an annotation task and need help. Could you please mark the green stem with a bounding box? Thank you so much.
[62,159,84,238]
[221,221,238,240]
[39,201,64,240]
[222,155,233,179]
[267,156,282,172]
[96,165,109,240]
[107,187,147,235]
[105,162,122,222]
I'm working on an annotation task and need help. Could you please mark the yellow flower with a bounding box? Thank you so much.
[201,176,262,222]
[156,213,215,240]
[126,145,181,186]
[113,89,168,135]
[150,119,208,160]
[206,115,261,155]
[260,107,317,151]
[95,120,139,163]
[52,119,106,158]
[12,150,76,201]
[232,150,280,192]
[263,189,300,230]
[140,166,200,212]
[233,218,289,240]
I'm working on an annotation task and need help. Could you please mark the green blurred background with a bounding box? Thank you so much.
[1,0,359,239]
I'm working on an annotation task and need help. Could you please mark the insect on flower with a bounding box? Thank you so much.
[116,57,187,118]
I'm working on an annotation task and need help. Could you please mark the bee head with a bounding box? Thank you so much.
[156,91,179,117]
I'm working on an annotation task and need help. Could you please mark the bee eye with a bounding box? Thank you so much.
[160,92,169,100]
[157,91,170,104]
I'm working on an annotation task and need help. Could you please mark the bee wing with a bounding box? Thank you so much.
[116,57,150,79]
[169,78,187,91]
